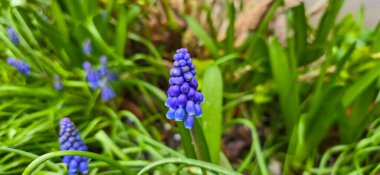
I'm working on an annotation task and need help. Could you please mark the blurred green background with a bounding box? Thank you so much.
[1,0,380,174]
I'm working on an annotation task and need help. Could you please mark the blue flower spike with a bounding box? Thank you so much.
[59,118,90,175]
[7,58,30,75]
[165,48,204,129]
[8,27,19,45]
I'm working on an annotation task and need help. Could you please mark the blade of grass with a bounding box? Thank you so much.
[200,65,223,164]
[183,15,219,58]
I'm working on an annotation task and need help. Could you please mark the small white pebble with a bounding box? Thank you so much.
[164,123,171,130]
[174,133,181,141]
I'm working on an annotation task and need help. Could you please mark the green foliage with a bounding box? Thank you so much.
[201,65,223,164]
[0,0,380,174]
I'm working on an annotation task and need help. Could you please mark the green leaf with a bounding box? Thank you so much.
[225,0,236,53]
[201,65,223,164]
[114,6,141,55]
[183,15,219,58]
[136,157,241,175]
[268,38,300,133]
[291,3,307,60]
[342,62,380,107]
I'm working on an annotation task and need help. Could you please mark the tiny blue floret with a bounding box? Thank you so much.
[101,83,115,102]
[54,75,64,91]
[83,62,100,89]
[83,39,92,55]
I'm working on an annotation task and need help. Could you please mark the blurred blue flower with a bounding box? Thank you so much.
[59,118,90,175]
[83,39,92,55]
[54,75,64,91]
[7,27,19,45]
[7,58,30,75]
[101,83,115,101]
[165,48,204,129]
[98,56,109,77]
[83,62,100,89]
[107,73,118,81]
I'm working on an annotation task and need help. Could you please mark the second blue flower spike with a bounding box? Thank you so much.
[165,48,204,129]
[59,118,90,175]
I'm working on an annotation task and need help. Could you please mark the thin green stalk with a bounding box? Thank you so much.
[190,128,208,175]
[230,119,269,175]
[0,147,61,172]
[136,157,242,175]
[22,151,131,175]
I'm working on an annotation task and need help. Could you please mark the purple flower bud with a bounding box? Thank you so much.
[69,160,78,174]
[174,53,182,61]
[176,77,184,85]
[180,82,190,93]
[184,53,190,60]
[169,97,178,109]
[187,88,196,99]
[62,156,72,165]
[195,104,202,117]
[166,109,175,120]
[174,107,185,121]
[181,66,190,72]
[184,115,194,129]
[79,161,89,174]
[173,61,180,67]
[189,78,198,89]
[165,98,171,107]
[168,85,180,97]
[185,100,195,116]
[178,59,187,66]
[177,94,187,107]
[170,68,181,76]
[184,72,193,81]
[194,92,204,103]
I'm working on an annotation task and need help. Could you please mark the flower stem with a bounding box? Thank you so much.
[190,128,208,175]
[22,151,131,175]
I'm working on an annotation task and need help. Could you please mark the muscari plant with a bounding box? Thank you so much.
[2,0,380,175]
[165,48,204,129]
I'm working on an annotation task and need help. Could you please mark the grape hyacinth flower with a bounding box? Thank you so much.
[101,83,115,101]
[98,56,108,77]
[165,48,204,129]
[7,58,30,75]
[7,27,19,45]
[54,75,64,91]
[59,118,90,175]
[83,39,92,55]
[83,62,100,89]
